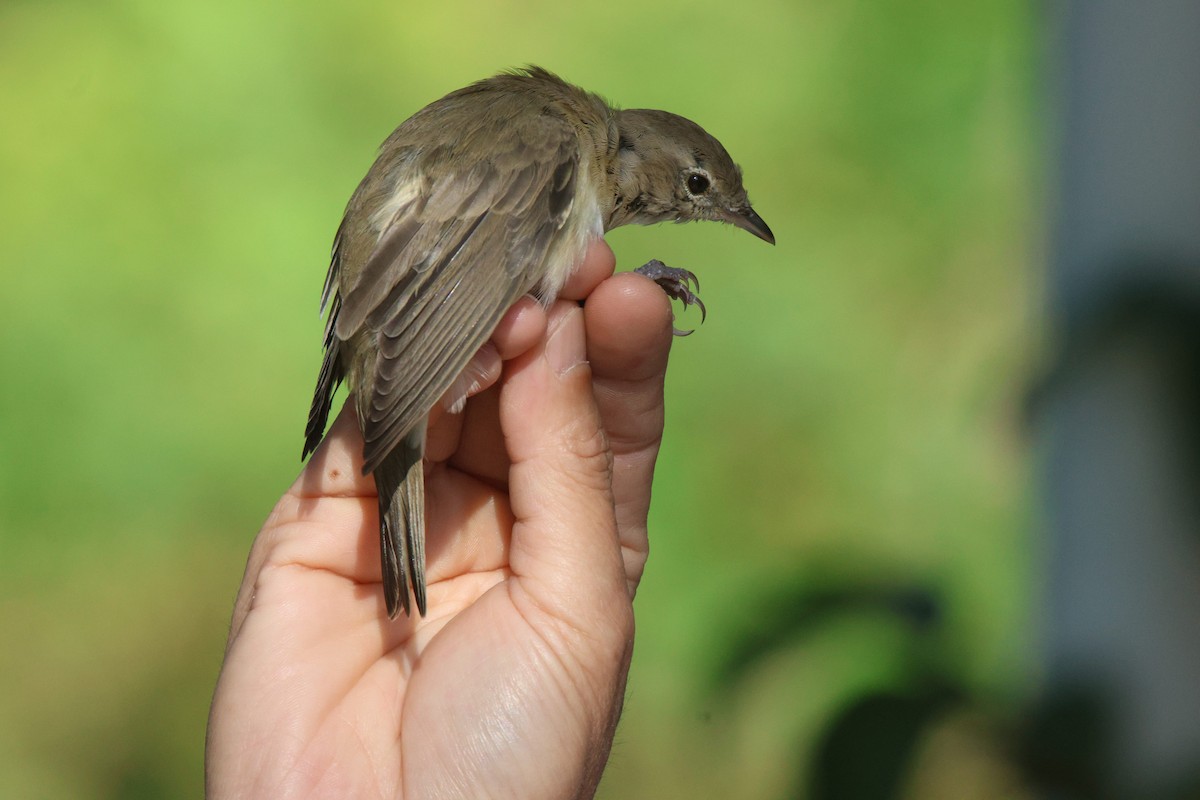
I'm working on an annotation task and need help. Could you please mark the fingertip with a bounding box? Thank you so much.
[584,272,675,381]
[596,270,675,324]
[558,238,617,301]
[491,296,548,360]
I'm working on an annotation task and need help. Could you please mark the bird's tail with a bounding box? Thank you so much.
[373,429,427,618]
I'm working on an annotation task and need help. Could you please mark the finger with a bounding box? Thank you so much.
[500,300,630,635]
[428,297,549,463]
[441,297,551,481]
[428,344,497,462]
[490,295,547,359]
[445,381,508,486]
[583,271,674,594]
[558,238,616,301]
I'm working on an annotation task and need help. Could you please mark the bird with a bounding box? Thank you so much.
[302,66,774,618]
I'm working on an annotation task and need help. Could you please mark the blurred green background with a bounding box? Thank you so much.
[0,0,1037,796]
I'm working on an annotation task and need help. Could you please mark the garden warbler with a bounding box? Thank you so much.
[303,66,773,618]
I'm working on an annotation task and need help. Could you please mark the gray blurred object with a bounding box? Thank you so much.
[1038,0,1200,796]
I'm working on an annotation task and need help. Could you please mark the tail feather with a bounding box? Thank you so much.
[373,429,427,617]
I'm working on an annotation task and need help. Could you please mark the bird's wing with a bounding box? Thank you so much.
[334,110,580,473]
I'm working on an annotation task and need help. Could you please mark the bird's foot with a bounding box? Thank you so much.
[634,259,707,336]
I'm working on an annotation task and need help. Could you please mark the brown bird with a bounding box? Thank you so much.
[303,67,773,618]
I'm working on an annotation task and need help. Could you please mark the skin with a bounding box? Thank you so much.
[207,240,676,799]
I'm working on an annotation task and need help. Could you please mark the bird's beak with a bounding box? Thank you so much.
[724,206,775,245]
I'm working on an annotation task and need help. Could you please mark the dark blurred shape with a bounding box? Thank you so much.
[1029,270,1200,512]
[1019,679,1200,800]
[1019,680,1116,800]
[708,577,961,799]
[709,580,943,692]
[810,686,962,800]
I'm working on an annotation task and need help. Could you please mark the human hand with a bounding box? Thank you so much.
[206,240,675,799]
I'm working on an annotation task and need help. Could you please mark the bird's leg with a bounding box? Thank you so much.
[634,259,707,336]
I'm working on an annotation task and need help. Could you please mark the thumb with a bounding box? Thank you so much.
[500,301,629,628]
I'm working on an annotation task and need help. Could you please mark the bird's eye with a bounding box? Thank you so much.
[686,173,710,195]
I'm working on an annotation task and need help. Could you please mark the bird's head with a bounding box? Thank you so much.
[609,109,773,245]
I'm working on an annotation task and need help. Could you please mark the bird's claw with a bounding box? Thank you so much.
[634,259,707,336]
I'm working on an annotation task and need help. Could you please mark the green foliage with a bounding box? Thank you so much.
[0,0,1037,796]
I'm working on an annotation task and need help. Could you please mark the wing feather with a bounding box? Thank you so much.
[331,111,581,473]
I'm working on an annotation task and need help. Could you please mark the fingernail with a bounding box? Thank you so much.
[546,306,585,376]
